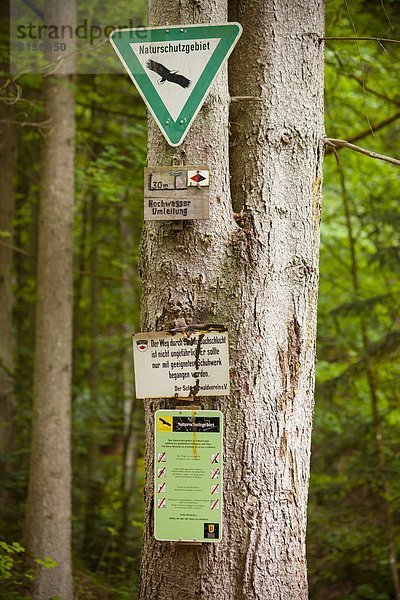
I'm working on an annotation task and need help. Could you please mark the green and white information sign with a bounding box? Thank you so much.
[154,409,223,542]
[109,23,242,146]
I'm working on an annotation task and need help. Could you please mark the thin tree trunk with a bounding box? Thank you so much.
[119,365,139,566]
[0,100,17,517]
[24,1,76,597]
[14,139,39,409]
[119,203,140,564]
[138,1,324,598]
[340,169,400,600]
[83,193,102,561]
[72,194,88,396]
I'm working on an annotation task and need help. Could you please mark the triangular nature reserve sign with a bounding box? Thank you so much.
[109,23,242,147]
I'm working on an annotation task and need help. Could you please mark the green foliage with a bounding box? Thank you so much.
[4,1,147,596]
[0,542,61,599]
[308,1,400,598]
[34,556,58,569]
[4,0,400,597]
[0,542,25,581]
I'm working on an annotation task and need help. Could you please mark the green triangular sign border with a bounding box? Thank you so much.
[109,23,242,147]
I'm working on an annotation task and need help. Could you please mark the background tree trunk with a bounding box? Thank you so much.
[138,0,324,598]
[119,203,140,565]
[0,100,17,518]
[24,1,76,597]
[0,0,17,520]
[83,192,102,561]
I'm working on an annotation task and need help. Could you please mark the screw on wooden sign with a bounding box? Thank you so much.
[143,166,210,221]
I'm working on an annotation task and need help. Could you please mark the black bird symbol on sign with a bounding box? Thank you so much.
[159,418,172,427]
[146,60,191,89]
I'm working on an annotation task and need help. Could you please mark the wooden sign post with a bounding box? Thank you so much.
[144,165,210,221]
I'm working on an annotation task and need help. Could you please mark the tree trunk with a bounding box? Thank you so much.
[72,192,88,398]
[24,1,76,597]
[138,0,324,598]
[0,100,17,517]
[119,203,140,564]
[83,192,102,562]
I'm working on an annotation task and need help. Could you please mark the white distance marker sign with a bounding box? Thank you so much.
[132,329,230,399]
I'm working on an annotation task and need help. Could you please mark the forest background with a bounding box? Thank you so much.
[0,0,400,598]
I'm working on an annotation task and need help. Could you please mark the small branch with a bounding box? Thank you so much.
[0,240,33,257]
[0,358,16,380]
[169,323,227,334]
[325,138,400,166]
[325,111,400,154]
[230,96,263,102]
[324,36,400,46]
[0,80,22,105]
[0,118,52,129]
[346,74,400,108]
[349,112,400,145]
[21,0,43,19]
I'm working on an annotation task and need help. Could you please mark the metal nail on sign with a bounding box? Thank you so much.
[144,165,210,220]
[132,327,230,399]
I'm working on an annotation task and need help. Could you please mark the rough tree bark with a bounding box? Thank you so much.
[24,1,76,597]
[138,0,324,598]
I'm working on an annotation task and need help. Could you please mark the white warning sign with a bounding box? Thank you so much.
[132,328,230,399]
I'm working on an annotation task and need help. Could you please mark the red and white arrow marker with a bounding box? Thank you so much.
[190,172,206,183]
[157,498,166,509]
[211,499,220,510]
[211,484,220,495]
[211,468,220,479]
[187,169,209,187]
